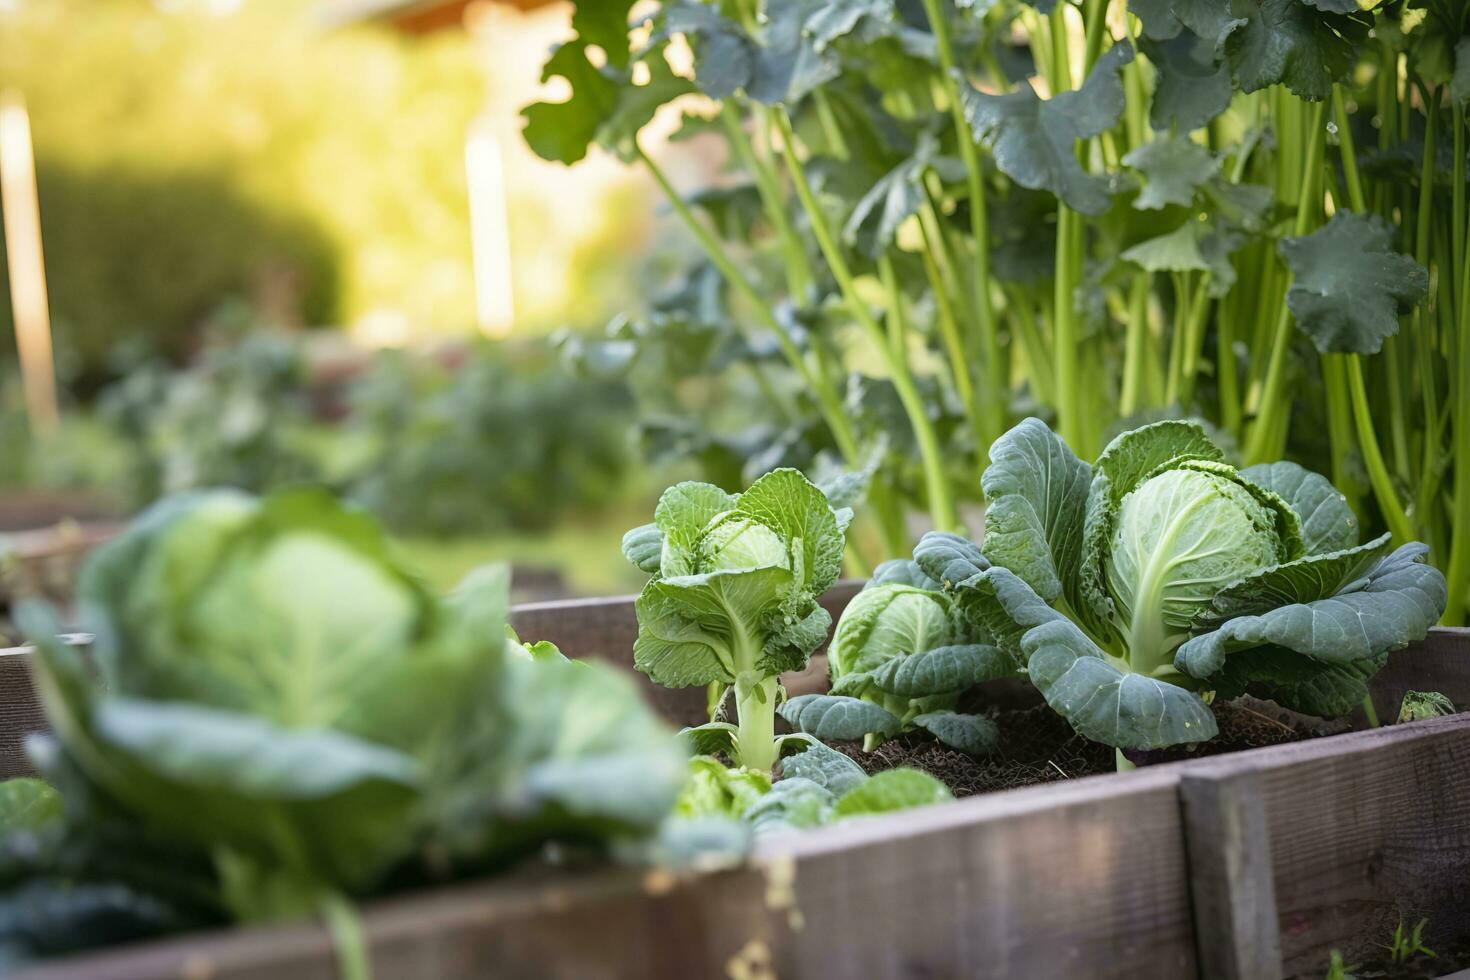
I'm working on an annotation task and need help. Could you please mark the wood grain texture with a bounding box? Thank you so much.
[1181,712,1470,979]
[1181,769,1282,980]
[20,767,1196,980]
[0,648,42,779]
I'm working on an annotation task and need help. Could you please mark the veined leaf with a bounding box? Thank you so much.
[912,712,1000,754]
[1190,534,1393,632]
[867,644,1016,696]
[777,736,869,794]
[913,531,990,589]
[1222,0,1368,101]
[1176,543,1447,677]
[1124,136,1219,210]
[981,417,1093,605]
[1279,211,1429,355]
[779,695,903,741]
[832,768,951,816]
[1242,461,1359,555]
[954,42,1135,214]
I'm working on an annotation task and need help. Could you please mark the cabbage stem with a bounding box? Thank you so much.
[1115,749,1135,773]
[734,674,779,774]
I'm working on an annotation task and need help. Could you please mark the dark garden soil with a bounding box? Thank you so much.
[825,696,1352,798]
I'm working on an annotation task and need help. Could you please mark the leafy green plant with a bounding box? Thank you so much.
[1384,917,1437,964]
[525,0,1470,622]
[623,468,848,773]
[778,570,1010,753]
[910,418,1447,758]
[1398,690,1456,723]
[1323,949,1357,980]
[676,739,952,834]
[0,489,686,974]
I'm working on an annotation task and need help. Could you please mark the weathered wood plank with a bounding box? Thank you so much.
[1181,712,1470,979]
[19,767,1196,980]
[0,647,42,780]
[1180,769,1282,980]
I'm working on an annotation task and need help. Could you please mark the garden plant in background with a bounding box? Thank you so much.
[528,0,1470,621]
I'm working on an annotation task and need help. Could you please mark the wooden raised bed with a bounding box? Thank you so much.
[3,588,1469,980]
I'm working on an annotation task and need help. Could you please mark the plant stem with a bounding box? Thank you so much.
[720,104,813,299]
[321,892,372,980]
[773,109,959,531]
[1244,97,1328,464]
[735,674,779,773]
[1347,353,1414,542]
[1445,174,1470,623]
[920,0,1007,447]
[1115,748,1136,773]
[1121,275,1150,415]
[1361,695,1381,729]
[635,143,862,465]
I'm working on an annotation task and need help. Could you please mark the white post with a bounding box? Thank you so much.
[0,90,58,435]
[465,121,515,339]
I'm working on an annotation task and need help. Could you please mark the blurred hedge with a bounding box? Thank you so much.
[0,0,483,379]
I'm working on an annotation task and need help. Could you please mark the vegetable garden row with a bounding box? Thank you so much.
[5,0,1470,976]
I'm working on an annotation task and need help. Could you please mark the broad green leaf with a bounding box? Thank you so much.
[779,695,902,741]
[1130,0,1184,39]
[1122,220,1210,273]
[1023,618,1218,748]
[954,42,1136,214]
[1279,211,1429,354]
[682,722,739,756]
[522,42,621,165]
[91,701,423,800]
[0,780,61,834]
[827,584,958,677]
[660,3,754,99]
[597,52,698,162]
[1176,543,1447,677]
[867,644,1016,696]
[498,656,687,834]
[736,468,845,597]
[745,0,842,104]
[759,605,833,676]
[807,0,895,50]
[621,523,664,573]
[912,712,1000,754]
[1222,0,1368,100]
[913,531,990,589]
[632,567,793,687]
[1190,534,1392,633]
[981,417,1093,605]
[654,481,739,575]
[777,736,869,794]
[1125,136,1219,209]
[1241,461,1358,555]
[833,769,951,816]
[1207,647,1382,717]
[574,1,637,68]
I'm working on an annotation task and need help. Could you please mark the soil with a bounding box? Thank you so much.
[827,695,1351,798]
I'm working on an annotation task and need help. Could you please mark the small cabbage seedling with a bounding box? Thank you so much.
[1397,690,1455,723]
[916,419,1447,754]
[624,469,849,773]
[778,566,1013,754]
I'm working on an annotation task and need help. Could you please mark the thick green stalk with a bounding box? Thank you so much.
[1175,274,1213,410]
[322,892,372,980]
[720,104,814,299]
[1007,286,1058,405]
[1345,354,1414,542]
[1115,748,1136,773]
[1121,275,1151,415]
[920,0,1007,446]
[636,144,861,465]
[1412,96,1442,521]
[1322,355,1363,519]
[1445,184,1470,623]
[1244,97,1328,464]
[773,110,959,530]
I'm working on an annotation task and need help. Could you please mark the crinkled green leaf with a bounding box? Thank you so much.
[1125,136,1219,209]
[954,42,1136,214]
[674,756,772,820]
[522,42,621,165]
[779,695,902,741]
[1279,211,1429,354]
[621,523,664,573]
[1176,543,1447,677]
[868,558,942,591]
[833,768,951,816]
[659,3,753,99]
[1191,534,1392,632]
[1222,0,1369,100]
[777,736,869,794]
[807,0,896,50]
[633,567,793,687]
[867,644,1016,696]
[827,584,958,677]
[912,712,1000,754]
[681,722,739,757]
[743,777,835,834]
[737,468,845,597]
[746,0,842,104]
[981,417,1093,605]
[654,481,738,575]
[914,530,990,589]
[1241,461,1359,555]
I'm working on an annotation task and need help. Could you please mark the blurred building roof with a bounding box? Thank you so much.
[317,0,559,34]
